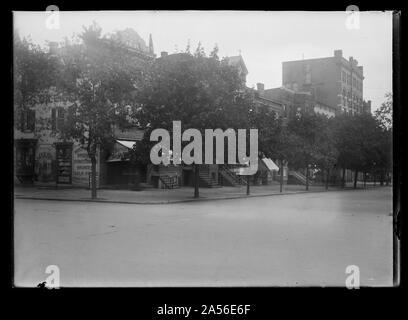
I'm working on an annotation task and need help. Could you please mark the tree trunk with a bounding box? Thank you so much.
[90,154,97,199]
[342,167,346,189]
[373,174,376,186]
[246,175,250,195]
[194,164,199,198]
[280,161,284,193]
[380,171,384,186]
[353,170,358,189]
[305,166,309,191]
[325,168,330,191]
[363,172,367,188]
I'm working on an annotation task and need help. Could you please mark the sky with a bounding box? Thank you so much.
[13,11,393,111]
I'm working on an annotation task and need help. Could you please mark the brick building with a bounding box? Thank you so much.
[281,49,370,115]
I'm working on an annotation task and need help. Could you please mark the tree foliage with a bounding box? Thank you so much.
[375,93,392,130]
[132,44,255,162]
[14,33,61,128]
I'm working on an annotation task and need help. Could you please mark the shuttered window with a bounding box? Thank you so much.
[20,109,35,132]
[51,107,66,132]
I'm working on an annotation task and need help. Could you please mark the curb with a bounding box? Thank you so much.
[13,187,380,205]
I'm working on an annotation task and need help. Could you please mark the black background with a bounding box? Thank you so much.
[4,1,406,317]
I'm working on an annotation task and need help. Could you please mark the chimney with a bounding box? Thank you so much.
[257,83,265,95]
[49,41,58,55]
[334,49,343,58]
[160,51,168,58]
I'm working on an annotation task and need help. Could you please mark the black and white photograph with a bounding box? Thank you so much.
[13,9,397,288]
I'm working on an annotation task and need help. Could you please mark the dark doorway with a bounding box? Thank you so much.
[15,139,37,184]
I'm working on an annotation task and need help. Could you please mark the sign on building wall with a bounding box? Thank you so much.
[56,144,72,184]
[72,146,100,187]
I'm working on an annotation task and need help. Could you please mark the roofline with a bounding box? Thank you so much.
[256,95,285,107]
[264,86,312,95]
[282,56,333,64]
[282,55,364,77]
[225,55,248,74]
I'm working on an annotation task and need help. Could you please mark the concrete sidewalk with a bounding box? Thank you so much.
[14,182,384,204]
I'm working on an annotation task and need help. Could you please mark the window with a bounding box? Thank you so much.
[52,107,66,132]
[57,108,65,130]
[20,109,35,132]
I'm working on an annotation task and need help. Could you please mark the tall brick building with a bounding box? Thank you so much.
[281,49,370,115]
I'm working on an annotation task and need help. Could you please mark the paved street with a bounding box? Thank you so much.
[14,187,392,287]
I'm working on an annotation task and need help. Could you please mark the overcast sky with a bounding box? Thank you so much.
[14,11,393,111]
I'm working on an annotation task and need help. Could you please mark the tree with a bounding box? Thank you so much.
[132,44,255,197]
[374,93,393,185]
[250,109,298,192]
[286,112,326,190]
[313,116,338,190]
[333,112,386,189]
[14,32,60,131]
[375,93,392,131]
[61,24,146,198]
[333,113,361,188]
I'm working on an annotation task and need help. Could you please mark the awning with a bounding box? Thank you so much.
[106,140,136,162]
[116,140,136,149]
[262,158,279,171]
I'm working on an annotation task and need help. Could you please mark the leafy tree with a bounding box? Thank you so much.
[313,116,338,190]
[373,93,392,185]
[333,112,388,188]
[61,24,146,198]
[14,32,60,131]
[250,109,298,192]
[375,93,392,131]
[333,113,360,188]
[286,111,326,190]
[132,44,255,197]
